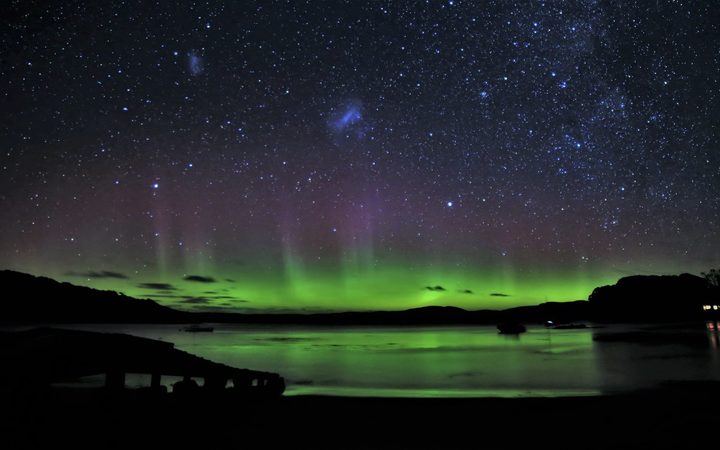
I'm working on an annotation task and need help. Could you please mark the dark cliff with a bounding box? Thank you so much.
[0,270,189,323]
[589,273,720,322]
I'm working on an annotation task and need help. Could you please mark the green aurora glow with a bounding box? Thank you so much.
[22,255,699,312]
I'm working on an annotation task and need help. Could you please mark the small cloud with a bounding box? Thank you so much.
[424,285,446,292]
[448,371,481,379]
[490,292,510,297]
[139,283,177,291]
[184,275,216,283]
[187,305,243,313]
[182,297,210,304]
[223,300,250,306]
[212,297,248,303]
[67,270,129,279]
[177,296,248,305]
[459,289,474,294]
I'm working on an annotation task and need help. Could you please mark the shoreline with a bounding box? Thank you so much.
[3,383,720,448]
[3,324,720,447]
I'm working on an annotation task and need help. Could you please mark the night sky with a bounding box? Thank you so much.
[2,1,719,312]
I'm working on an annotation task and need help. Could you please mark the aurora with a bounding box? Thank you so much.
[1,1,719,313]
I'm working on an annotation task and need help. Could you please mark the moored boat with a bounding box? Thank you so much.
[497,323,527,335]
[183,324,214,333]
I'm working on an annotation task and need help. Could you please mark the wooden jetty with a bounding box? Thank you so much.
[0,327,285,396]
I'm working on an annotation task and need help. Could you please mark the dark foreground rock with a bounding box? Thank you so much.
[0,270,189,323]
[2,384,720,449]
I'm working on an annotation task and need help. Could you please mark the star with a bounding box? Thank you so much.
[0,0,716,312]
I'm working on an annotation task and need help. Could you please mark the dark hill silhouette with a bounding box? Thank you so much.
[196,301,591,326]
[0,270,190,323]
[589,273,720,322]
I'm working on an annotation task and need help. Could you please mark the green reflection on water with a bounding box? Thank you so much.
[52,323,720,397]
[174,325,601,397]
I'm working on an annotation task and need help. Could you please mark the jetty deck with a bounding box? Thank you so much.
[0,327,285,395]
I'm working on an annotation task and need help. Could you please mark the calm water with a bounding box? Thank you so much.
[54,323,720,397]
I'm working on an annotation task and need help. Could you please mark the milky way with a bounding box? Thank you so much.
[1,1,719,311]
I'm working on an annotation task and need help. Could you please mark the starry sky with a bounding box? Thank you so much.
[2,1,719,312]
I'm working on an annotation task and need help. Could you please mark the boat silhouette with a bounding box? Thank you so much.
[497,323,527,335]
[183,324,214,333]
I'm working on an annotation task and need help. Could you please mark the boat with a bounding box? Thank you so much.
[551,323,587,330]
[544,321,588,330]
[182,324,214,333]
[497,323,527,335]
